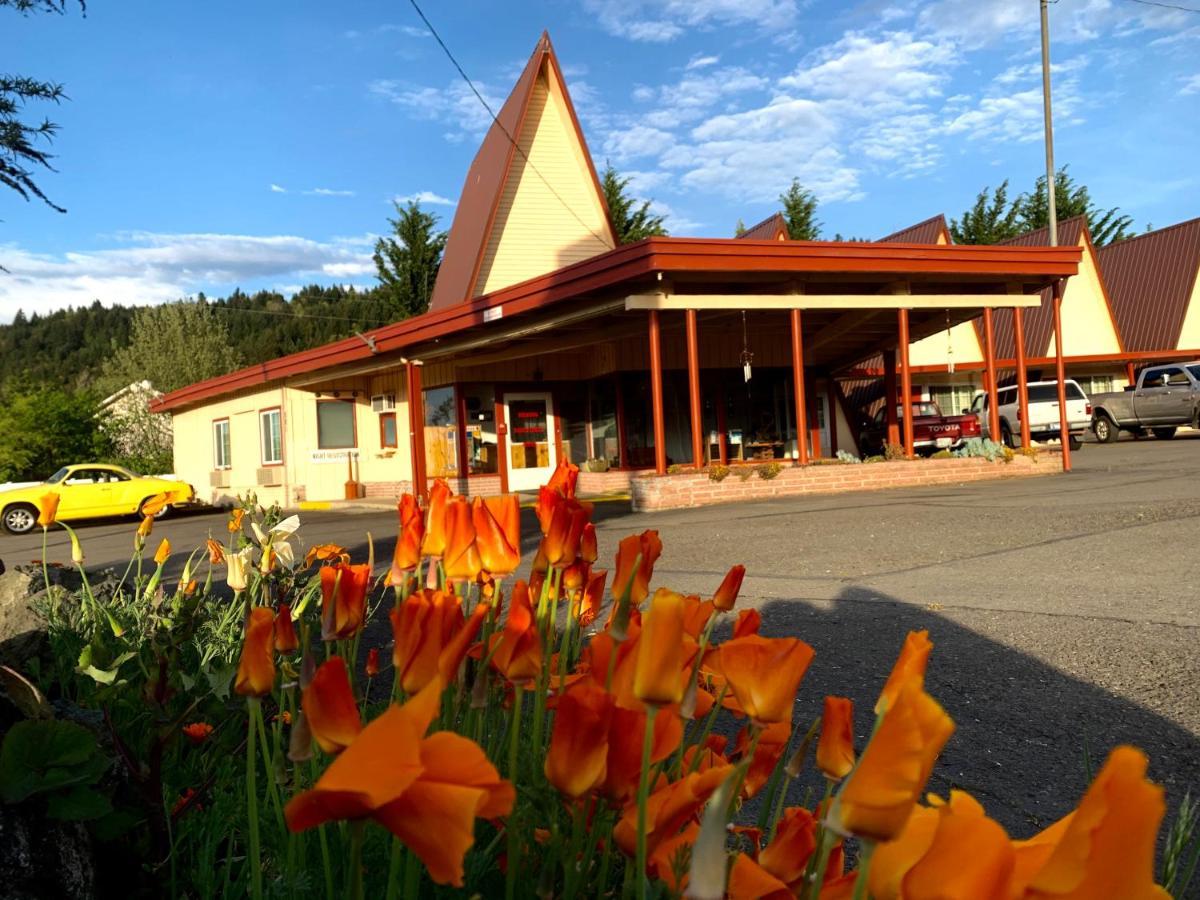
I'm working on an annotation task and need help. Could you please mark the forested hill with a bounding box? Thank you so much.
[0,284,397,391]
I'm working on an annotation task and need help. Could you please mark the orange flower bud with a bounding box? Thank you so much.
[319,563,371,641]
[876,629,933,715]
[388,494,424,581]
[534,485,561,535]
[579,522,598,564]
[228,508,245,534]
[758,807,818,892]
[816,696,856,781]
[141,493,170,517]
[36,492,60,528]
[612,530,662,606]
[830,679,954,842]
[234,607,276,697]
[471,495,520,576]
[153,539,171,566]
[633,588,687,706]
[712,564,746,611]
[365,648,381,678]
[391,589,465,695]
[545,459,579,498]
[715,634,814,726]
[545,683,614,798]
[420,478,452,558]
[488,580,542,684]
[543,498,590,568]
[442,497,481,582]
[302,656,362,755]
[182,722,214,744]
[206,538,223,564]
[138,515,154,538]
[274,603,299,653]
[732,608,761,638]
[562,560,589,594]
[579,569,607,627]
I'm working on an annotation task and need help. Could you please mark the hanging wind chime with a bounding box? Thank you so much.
[740,310,754,383]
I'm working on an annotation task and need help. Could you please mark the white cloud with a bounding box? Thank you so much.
[581,0,800,42]
[0,232,373,321]
[686,53,720,70]
[369,79,499,136]
[780,31,957,102]
[270,183,288,193]
[304,187,356,197]
[1180,74,1200,96]
[646,199,704,234]
[346,23,430,39]
[394,190,455,206]
[639,66,769,129]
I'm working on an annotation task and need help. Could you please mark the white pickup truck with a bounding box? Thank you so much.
[1090,362,1200,443]
[967,379,1092,450]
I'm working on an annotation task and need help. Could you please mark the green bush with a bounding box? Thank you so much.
[755,462,783,480]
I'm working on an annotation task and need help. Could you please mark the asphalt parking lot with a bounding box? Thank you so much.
[3,433,1198,839]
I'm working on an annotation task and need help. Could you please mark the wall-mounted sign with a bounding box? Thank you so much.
[311,449,357,464]
[483,305,503,323]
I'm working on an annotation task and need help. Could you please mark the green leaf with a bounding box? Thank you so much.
[46,786,112,821]
[90,807,142,842]
[0,719,108,803]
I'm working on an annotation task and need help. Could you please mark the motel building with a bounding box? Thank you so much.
[156,33,1093,509]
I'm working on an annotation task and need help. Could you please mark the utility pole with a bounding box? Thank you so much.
[1040,0,1058,247]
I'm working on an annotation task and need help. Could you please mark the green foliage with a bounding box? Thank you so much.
[835,450,862,464]
[707,464,730,482]
[601,164,668,244]
[778,178,821,241]
[0,381,109,481]
[1162,791,1200,898]
[882,441,906,461]
[0,300,135,389]
[734,218,746,237]
[949,180,1022,245]
[1015,166,1134,246]
[952,437,1012,462]
[0,719,110,821]
[755,461,782,480]
[372,200,448,319]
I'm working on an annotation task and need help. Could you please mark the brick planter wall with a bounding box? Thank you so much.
[630,453,1060,512]
[363,480,415,499]
[577,469,637,495]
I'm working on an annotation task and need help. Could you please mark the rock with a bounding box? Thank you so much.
[0,804,96,900]
[0,570,46,671]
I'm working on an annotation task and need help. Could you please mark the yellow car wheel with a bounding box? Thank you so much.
[2,504,38,535]
[138,497,172,520]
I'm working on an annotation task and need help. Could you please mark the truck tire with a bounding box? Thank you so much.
[1093,415,1119,444]
[1152,426,1177,441]
[1068,434,1082,451]
[1000,422,1015,448]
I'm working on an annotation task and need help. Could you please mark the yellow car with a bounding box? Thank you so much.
[0,464,195,535]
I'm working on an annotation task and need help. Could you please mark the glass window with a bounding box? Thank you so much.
[589,382,619,467]
[462,385,497,475]
[1187,365,1200,382]
[423,386,458,477]
[260,409,283,464]
[213,419,231,468]
[379,412,398,449]
[1166,368,1190,386]
[316,401,356,449]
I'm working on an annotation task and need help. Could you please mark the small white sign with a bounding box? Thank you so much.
[483,305,503,323]
[310,449,357,465]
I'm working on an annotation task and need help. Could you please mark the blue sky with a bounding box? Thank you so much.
[2,0,1198,321]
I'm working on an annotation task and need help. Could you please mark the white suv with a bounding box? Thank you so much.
[967,379,1091,450]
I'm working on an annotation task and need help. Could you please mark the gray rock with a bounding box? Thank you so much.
[0,570,46,671]
[0,804,96,900]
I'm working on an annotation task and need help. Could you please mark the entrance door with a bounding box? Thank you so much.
[504,393,557,492]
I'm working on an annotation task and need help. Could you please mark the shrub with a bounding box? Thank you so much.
[835,450,862,465]
[755,462,782,480]
[883,441,906,461]
[953,437,1010,462]
[586,457,610,473]
[707,464,730,482]
[931,449,953,459]
[666,463,683,475]
[864,454,887,463]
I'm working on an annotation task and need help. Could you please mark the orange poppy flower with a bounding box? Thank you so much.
[153,539,171,565]
[681,594,714,639]
[543,498,590,568]
[612,530,663,606]
[733,720,790,799]
[442,497,481,582]
[562,560,589,596]
[365,648,381,678]
[487,580,542,684]
[613,765,734,858]
[438,601,488,683]
[876,629,933,715]
[302,656,362,755]
[205,538,223,564]
[545,458,579,497]
[234,606,276,696]
[633,589,687,706]
[712,564,746,612]
[319,562,372,641]
[602,704,683,803]
[390,588,465,695]
[388,493,424,581]
[472,495,520,576]
[867,803,939,900]
[816,696,856,781]
[758,806,818,891]
[715,634,815,726]
[1012,746,1167,900]
[182,722,214,744]
[545,682,615,798]
[534,485,562,535]
[36,492,60,528]
[648,822,699,895]
[733,608,761,638]
[274,603,299,653]
[172,787,202,817]
[579,569,607,627]
[285,676,514,887]
[137,515,154,538]
[727,852,793,900]
[579,522,598,564]
[305,543,350,568]
[420,478,452,558]
[829,678,954,842]
[228,508,245,533]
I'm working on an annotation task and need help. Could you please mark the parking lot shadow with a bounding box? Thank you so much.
[745,590,1200,842]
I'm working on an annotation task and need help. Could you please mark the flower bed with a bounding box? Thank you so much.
[632,452,1060,512]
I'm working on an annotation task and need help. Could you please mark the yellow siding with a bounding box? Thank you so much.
[472,70,612,297]
[1176,269,1200,350]
[908,322,984,367]
[1046,236,1123,357]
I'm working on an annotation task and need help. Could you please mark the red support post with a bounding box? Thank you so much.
[406,362,427,498]
[789,309,809,465]
[1013,307,1032,449]
[806,373,822,460]
[716,391,728,466]
[615,376,629,470]
[454,385,470,487]
[685,309,704,468]
[495,390,509,494]
[1125,361,1136,386]
[883,349,900,449]
[983,308,1001,442]
[898,309,915,459]
[1052,280,1072,472]
[648,310,667,475]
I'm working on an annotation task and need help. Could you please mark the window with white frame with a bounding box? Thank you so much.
[260,408,283,465]
[213,419,232,469]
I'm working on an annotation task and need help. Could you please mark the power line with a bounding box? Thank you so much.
[1123,0,1200,12]
[405,0,617,251]
[204,303,394,326]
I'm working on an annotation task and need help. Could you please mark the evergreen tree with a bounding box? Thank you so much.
[373,201,447,318]
[600,164,668,244]
[778,179,821,241]
[0,382,108,482]
[949,180,1022,245]
[734,218,746,237]
[1015,166,1134,246]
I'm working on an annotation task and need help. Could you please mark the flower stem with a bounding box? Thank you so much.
[385,838,404,900]
[347,820,366,900]
[688,686,728,774]
[505,686,524,900]
[310,757,335,900]
[851,840,875,900]
[635,705,659,900]
[805,780,837,899]
[245,698,263,900]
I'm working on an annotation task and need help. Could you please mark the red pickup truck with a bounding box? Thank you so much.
[859,401,981,456]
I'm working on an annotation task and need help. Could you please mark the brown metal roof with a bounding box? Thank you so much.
[736,212,789,241]
[427,32,615,313]
[1098,217,1200,352]
[878,214,950,245]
